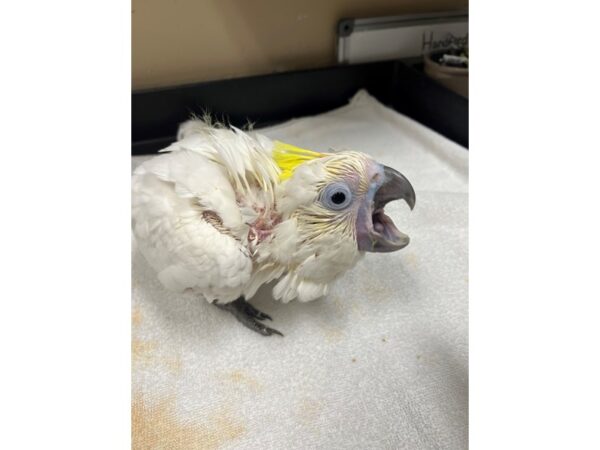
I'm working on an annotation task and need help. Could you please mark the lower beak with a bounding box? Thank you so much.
[357,166,416,253]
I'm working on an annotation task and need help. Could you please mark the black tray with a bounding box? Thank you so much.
[132,60,468,155]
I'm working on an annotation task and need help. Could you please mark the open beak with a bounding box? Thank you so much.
[357,166,416,253]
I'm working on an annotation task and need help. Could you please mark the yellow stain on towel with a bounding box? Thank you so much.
[132,337,182,375]
[131,304,182,374]
[132,394,246,450]
[225,370,263,391]
[132,339,157,365]
[132,306,143,328]
[164,354,183,374]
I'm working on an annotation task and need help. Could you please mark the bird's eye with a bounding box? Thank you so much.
[321,183,353,210]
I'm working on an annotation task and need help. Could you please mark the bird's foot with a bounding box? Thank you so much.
[214,297,283,337]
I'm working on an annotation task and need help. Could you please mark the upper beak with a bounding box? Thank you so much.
[356,165,416,253]
[376,166,416,211]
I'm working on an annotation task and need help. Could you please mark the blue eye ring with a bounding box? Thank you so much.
[321,182,353,210]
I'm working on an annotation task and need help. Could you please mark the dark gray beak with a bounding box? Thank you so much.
[376,166,416,211]
[357,165,416,253]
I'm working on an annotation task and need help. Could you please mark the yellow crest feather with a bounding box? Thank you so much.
[272,141,327,181]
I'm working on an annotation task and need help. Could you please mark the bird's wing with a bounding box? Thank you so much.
[132,149,252,303]
[167,123,280,202]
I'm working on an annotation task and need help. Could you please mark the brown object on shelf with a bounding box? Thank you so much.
[424,52,469,98]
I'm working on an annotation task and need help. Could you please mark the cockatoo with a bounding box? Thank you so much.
[132,119,415,336]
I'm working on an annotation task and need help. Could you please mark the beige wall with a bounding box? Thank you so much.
[132,0,467,90]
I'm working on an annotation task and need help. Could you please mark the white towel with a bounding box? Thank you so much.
[132,90,468,450]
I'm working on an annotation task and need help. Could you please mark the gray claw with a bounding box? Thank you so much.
[213,297,282,337]
[243,302,272,321]
[252,321,284,337]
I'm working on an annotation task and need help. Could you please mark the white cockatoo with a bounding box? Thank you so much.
[132,119,415,336]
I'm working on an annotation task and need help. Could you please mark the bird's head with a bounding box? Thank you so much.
[273,142,416,255]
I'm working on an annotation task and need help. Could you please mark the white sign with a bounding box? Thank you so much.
[338,14,468,63]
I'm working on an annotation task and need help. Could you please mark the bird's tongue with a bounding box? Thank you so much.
[373,211,387,233]
[372,209,408,244]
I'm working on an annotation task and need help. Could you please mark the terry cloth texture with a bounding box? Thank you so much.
[132,90,468,450]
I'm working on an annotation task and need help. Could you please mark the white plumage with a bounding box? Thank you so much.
[133,121,358,304]
[132,119,414,311]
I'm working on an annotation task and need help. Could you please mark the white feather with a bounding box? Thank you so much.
[132,119,364,305]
